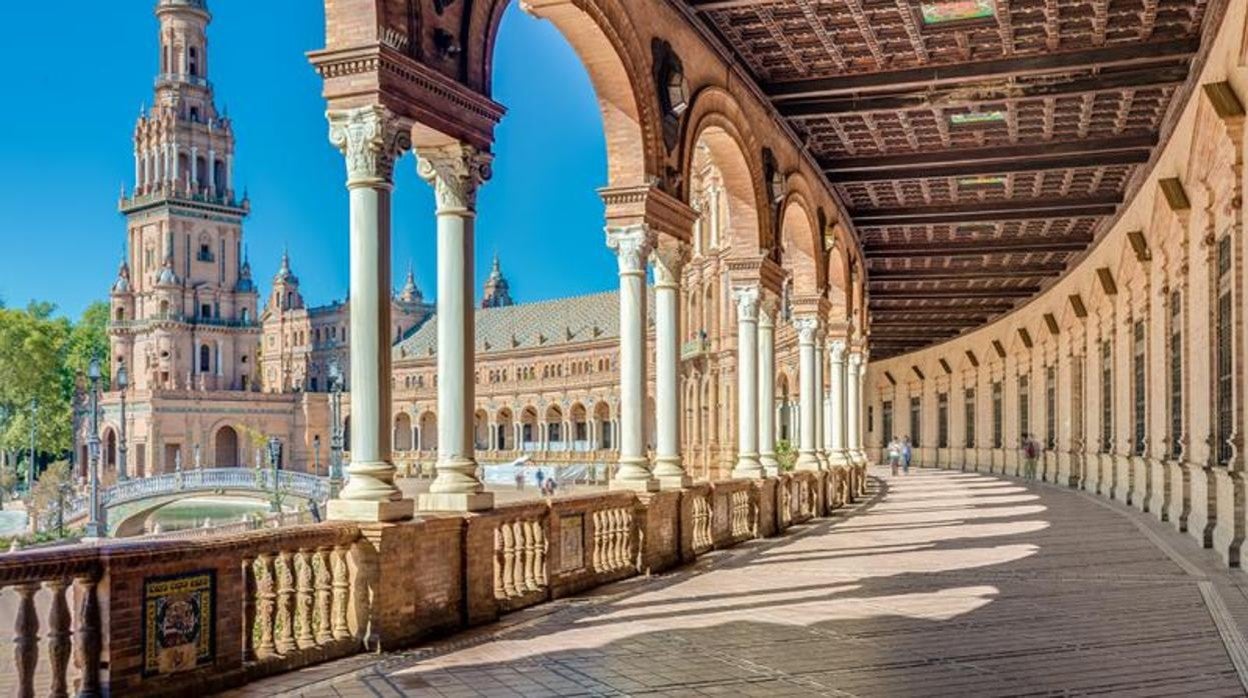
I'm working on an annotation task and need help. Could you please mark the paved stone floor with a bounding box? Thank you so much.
[223,467,1248,697]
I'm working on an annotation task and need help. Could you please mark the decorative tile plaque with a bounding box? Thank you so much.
[559,514,585,572]
[142,570,216,677]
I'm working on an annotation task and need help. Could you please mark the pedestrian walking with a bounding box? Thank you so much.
[901,437,913,475]
[1022,434,1039,480]
[887,437,902,476]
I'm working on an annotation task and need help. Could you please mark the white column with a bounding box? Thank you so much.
[134,151,141,192]
[758,297,779,475]
[652,242,690,488]
[207,147,216,196]
[325,105,413,522]
[417,142,494,512]
[190,145,199,189]
[828,340,851,465]
[815,333,829,469]
[607,225,658,491]
[847,351,865,464]
[732,285,762,478]
[795,318,821,470]
[858,354,870,464]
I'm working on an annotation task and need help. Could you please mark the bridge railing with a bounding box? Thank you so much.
[63,469,332,522]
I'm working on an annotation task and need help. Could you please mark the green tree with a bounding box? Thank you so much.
[65,301,111,388]
[28,459,74,535]
[0,307,72,464]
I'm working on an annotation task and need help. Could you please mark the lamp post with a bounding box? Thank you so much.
[313,435,321,477]
[84,357,104,538]
[267,436,282,513]
[328,357,344,497]
[117,363,129,481]
[27,398,37,493]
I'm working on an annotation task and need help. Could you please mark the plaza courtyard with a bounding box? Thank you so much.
[223,467,1248,697]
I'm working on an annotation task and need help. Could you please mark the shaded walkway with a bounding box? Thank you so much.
[225,467,1248,697]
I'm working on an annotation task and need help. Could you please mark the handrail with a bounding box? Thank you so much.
[64,468,330,520]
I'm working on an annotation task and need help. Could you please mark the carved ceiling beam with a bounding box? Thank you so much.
[869,287,1037,299]
[849,194,1121,223]
[764,39,1200,99]
[862,237,1093,257]
[868,264,1066,281]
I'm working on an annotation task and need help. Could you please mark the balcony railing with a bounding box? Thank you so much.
[681,337,711,359]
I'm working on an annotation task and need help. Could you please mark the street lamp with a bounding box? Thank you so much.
[267,436,283,513]
[328,357,344,496]
[117,362,129,481]
[27,398,37,493]
[84,357,104,538]
[312,435,321,477]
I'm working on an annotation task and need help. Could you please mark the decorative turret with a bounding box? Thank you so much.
[480,254,514,308]
[235,248,255,293]
[112,258,133,295]
[155,255,180,288]
[396,263,423,306]
[270,249,304,311]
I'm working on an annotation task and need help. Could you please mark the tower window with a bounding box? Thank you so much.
[189,47,199,77]
[197,242,213,262]
[199,344,211,373]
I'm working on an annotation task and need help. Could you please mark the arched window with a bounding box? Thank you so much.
[199,344,211,373]
[188,46,199,77]
[240,308,250,324]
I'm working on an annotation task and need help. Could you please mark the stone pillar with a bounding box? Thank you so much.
[815,334,829,469]
[732,285,763,478]
[652,242,691,488]
[607,225,658,491]
[847,351,865,465]
[325,105,413,522]
[828,340,851,466]
[416,142,494,512]
[795,318,821,470]
[758,297,779,475]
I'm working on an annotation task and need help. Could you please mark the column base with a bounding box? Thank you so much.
[816,452,830,470]
[611,477,660,492]
[417,492,494,512]
[656,474,693,489]
[795,453,821,472]
[827,450,853,467]
[732,454,763,480]
[328,497,415,522]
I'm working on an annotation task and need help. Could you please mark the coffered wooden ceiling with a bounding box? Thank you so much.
[684,0,1218,358]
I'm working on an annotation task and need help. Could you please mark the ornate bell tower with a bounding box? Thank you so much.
[110,0,259,393]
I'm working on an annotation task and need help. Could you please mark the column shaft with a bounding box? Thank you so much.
[815,335,828,469]
[732,286,762,478]
[608,226,658,491]
[758,301,779,474]
[418,143,494,512]
[325,106,412,522]
[795,318,820,470]
[652,244,690,488]
[828,340,850,465]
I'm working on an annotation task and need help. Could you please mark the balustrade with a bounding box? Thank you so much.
[0,549,101,698]
[493,515,549,601]
[592,507,634,574]
[245,537,356,663]
[691,495,713,553]
[730,490,752,538]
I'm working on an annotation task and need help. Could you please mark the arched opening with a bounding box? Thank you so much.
[394,412,413,451]
[103,428,118,471]
[418,412,437,451]
[569,402,588,450]
[778,373,793,443]
[495,408,514,451]
[199,344,211,373]
[593,402,613,450]
[779,195,822,300]
[474,409,489,451]
[214,426,239,467]
[521,407,540,450]
[545,405,564,450]
[689,124,765,258]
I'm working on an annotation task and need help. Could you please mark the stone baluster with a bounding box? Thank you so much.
[253,554,277,657]
[13,582,39,698]
[46,578,72,698]
[313,548,334,645]
[274,551,296,654]
[512,522,528,595]
[522,521,538,592]
[331,545,351,640]
[500,524,517,598]
[493,528,508,599]
[534,521,547,586]
[327,105,414,522]
[592,510,605,572]
[295,549,316,650]
[75,573,102,697]
[418,143,495,512]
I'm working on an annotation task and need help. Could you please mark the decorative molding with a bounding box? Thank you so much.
[606,225,656,275]
[327,105,411,185]
[733,285,762,323]
[415,143,493,213]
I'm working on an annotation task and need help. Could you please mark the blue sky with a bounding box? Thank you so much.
[0,2,612,318]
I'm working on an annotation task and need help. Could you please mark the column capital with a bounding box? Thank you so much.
[848,349,865,367]
[650,241,689,288]
[732,285,761,322]
[829,339,848,362]
[758,295,779,328]
[327,105,411,187]
[794,316,819,344]
[606,224,656,276]
[416,143,493,214]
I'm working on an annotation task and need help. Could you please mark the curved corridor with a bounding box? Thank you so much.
[226,467,1248,697]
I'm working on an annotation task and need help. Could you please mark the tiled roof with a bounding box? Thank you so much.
[395,289,651,359]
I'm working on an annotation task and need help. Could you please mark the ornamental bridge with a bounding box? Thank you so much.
[65,469,331,537]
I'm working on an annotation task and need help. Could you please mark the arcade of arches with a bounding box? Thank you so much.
[18,1,1248,696]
